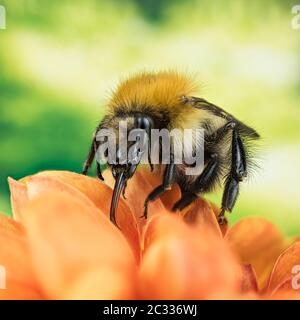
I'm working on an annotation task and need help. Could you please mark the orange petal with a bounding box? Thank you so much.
[22,191,137,299]
[8,177,29,221]
[9,171,141,263]
[226,218,287,290]
[102,169,115,189]
[62,266,136,300]
[267,242,300,294]
[210,202,228,236]
[32,172,141,262]
[240,264,258,293]
[293,236,300,243]
[104,169,167,231]
[267,278,300,300]
[143,213,180,252]
[0,214,43,299]
[0,211,25,235]
[137,168,181,211]
[184,198,223,238]
[140,214,241,299]
[29,171,114,213]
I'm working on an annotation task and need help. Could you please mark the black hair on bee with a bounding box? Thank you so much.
[83,71,260,227]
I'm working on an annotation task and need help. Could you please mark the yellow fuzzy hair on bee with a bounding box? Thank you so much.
[108,71,198,112]
[106,71,204,130]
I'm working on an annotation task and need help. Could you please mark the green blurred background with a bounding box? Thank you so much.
[0,0,299,235]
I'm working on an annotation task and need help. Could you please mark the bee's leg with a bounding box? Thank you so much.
[219,128,247,224]
[96,159,104,181]
[142,153,175,219]
[136,114,154,172]
[206,121,236,143]
[172,153,219,211]
[147,132,154,172]
[83,136,104,180]
[94,140,104,181]
[172,191,198,212]
[82,136,96,175]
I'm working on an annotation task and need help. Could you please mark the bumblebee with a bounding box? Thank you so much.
[83,71,259,226]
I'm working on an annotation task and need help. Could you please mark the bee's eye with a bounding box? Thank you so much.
[137,116,152,130]
[140,119,148,129]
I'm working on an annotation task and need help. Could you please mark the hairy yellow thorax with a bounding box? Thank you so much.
[108,71,197,110]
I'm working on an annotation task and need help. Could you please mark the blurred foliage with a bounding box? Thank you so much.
[0,0,300,234]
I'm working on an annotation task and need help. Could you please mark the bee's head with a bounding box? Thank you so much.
[102,113,154,227]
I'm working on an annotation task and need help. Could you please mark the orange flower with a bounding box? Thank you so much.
[0,169,298,299]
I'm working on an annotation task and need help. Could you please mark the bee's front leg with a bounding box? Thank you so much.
[142,153,175,219]
[83,135,96,175]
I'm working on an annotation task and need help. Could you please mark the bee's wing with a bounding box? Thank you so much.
[189,96,260,140]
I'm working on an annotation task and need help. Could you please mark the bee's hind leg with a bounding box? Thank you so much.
[142,153,175,219]
[219,128,247,224]
[172,122,235,213]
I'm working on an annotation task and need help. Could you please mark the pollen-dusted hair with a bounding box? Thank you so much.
[108,71,199,112]
[106,70,202,129]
